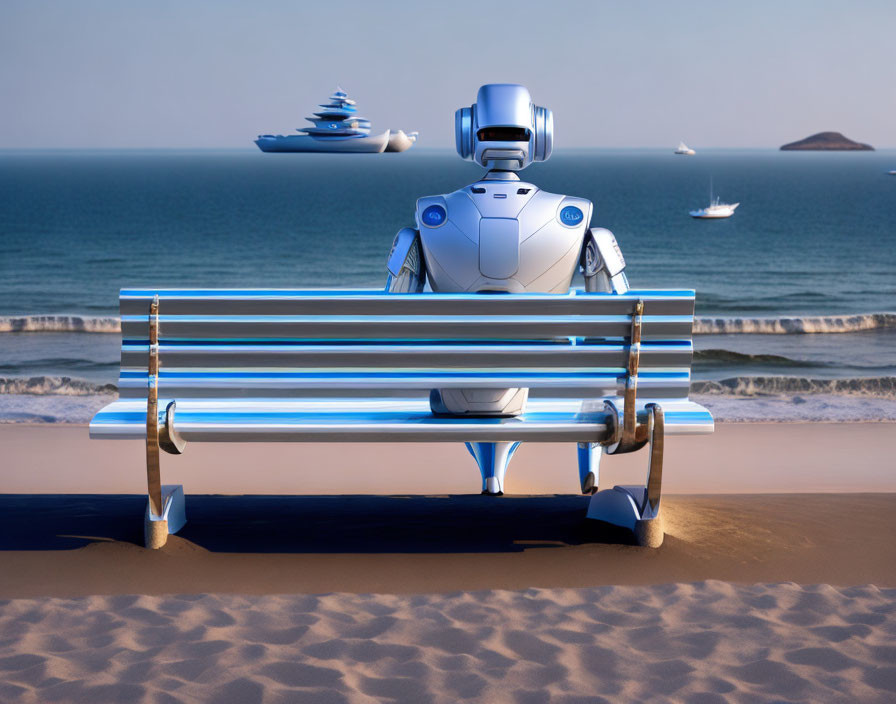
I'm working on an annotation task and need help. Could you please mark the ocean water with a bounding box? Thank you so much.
[1,149,895,422]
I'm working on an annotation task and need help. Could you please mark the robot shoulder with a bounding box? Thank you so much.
[519,190,593,233]
[415,188,480,235]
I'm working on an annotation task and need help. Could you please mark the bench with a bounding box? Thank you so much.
[90,288,713,549]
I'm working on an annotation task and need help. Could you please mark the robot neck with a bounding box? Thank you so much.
[482,169,520,181]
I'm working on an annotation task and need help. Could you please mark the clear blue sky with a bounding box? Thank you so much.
[2,0,894,149]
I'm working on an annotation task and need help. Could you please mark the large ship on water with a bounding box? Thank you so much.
[255,87,417,153]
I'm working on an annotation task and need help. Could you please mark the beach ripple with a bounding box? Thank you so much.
[0,582,893,703]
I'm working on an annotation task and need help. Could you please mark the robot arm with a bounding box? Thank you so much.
[386,227,427,293]
[580,228,630,294]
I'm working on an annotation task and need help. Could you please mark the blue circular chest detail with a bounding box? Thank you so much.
[559,205,584,227]
[421,205,447,227]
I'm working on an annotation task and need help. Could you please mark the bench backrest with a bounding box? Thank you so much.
[117,289,697,403]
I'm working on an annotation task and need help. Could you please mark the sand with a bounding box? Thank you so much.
[1,584,895,703]
[1,422,895,702]
[2,422,895,495]
[0,493,895,598]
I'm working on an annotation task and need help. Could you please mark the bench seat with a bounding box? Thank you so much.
[90,398,713,443]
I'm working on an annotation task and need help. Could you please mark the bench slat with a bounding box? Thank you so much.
[119,289,696,317]
[120,314,694,341]
[119,341,694,370]
[114,369,689,397]
[90,398,713,443]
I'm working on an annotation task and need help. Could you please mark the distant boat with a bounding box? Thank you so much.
[690,178,738,218]
[255,87,417,154]
[674,141,696,156]
[888,170,896,176]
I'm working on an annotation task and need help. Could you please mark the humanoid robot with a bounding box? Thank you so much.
[386,84,630,495]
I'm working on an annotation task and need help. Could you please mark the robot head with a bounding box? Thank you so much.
[455,84,553,171]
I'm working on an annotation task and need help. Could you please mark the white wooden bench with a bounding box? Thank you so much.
[90,288,713,548]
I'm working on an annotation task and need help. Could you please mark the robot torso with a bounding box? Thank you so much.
[414,178,592,293]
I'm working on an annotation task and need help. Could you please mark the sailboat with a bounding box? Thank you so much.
[689,177,739,219]
[674,141,696,155]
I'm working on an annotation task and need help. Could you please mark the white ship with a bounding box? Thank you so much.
[255,87,417,153]
[690,179,738,218]
[888,170,896,175]
[690,198,739,218]
[674,141,696,155]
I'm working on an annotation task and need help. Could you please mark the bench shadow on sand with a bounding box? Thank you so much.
[0,494,643,553]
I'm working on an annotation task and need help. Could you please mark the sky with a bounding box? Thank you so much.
[1,0,894,149]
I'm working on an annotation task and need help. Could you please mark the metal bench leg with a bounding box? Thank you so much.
[578,442,601,494]
[465,441,520,496]
[144,402,188,549]
[143,295,187,549]
[586,403,665,547]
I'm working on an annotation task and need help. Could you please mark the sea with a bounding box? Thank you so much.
[1,149,895,423]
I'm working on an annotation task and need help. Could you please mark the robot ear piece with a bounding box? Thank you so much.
[455,106,475,160]
[532,106,553,162]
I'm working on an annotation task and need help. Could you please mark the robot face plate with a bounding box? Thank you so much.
[455,84,553,171]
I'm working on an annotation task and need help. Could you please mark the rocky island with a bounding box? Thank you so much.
[780,131,874,151]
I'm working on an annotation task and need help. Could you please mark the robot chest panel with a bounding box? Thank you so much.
[416,188,591,292]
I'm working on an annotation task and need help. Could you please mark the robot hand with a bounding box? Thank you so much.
[581,228,629,293]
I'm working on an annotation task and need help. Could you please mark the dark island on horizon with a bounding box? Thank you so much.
[780,131,874,151]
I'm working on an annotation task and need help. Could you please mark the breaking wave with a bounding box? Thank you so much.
[693,349,823,367]
[695,313,896,334]
[691,376,896,398]
[3,312,895,336]
[0,377,117,396]
[0,316,120,333]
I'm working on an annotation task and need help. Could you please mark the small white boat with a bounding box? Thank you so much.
[888,170,896,175]
[690,178,738,218]
[690,198,739,218]
[674,141,696,155]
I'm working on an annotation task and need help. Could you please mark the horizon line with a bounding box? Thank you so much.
[2,146,894,153]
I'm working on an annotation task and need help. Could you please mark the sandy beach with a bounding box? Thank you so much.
[1,422,895,702]
[3,421,895,496]
[2,583,894,703]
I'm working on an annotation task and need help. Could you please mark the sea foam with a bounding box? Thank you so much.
[3,312,895,336]
[694,312,896,334]
[0,376,117,396]
[0,315,120,333]
[691,375,896,398]
[2,375,895,423]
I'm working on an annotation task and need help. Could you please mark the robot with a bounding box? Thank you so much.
[386,84,630,495]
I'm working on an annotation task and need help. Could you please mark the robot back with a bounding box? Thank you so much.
[416,180,592,294]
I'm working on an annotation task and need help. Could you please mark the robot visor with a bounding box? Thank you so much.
[477,127,531,142]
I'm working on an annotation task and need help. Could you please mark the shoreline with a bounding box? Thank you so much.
[5,389,896,424]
